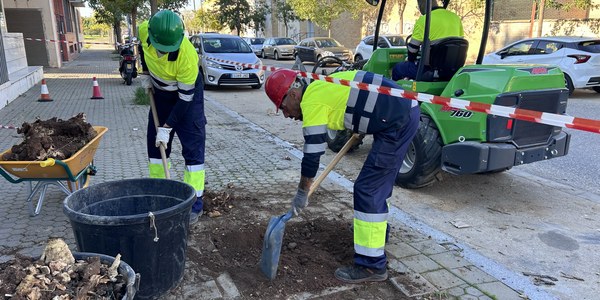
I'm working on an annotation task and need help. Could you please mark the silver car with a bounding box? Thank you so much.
[242,37,265,56]
[189,34,265,89]
[261,37,297,60]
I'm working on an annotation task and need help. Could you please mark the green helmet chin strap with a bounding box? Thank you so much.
[148,10,185,53]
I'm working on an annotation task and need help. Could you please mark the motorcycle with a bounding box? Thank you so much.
[118,42,138,85]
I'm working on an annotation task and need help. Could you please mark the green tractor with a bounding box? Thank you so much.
[341,0,571,188]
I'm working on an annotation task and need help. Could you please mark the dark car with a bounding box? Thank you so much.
[294,37,353,63]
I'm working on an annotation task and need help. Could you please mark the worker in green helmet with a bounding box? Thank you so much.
[138,10,206,225]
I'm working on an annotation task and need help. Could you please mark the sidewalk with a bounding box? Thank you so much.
[0,48,534,299]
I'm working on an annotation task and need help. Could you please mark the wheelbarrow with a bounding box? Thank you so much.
[0,126,108,216]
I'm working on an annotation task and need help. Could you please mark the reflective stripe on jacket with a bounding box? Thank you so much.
[138,21,199,101]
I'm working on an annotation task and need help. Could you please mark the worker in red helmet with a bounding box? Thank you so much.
[264,68,420,283]
[138,10,206,225]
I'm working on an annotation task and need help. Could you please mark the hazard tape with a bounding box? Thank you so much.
[209,57,600,134]
[3,35,136,46]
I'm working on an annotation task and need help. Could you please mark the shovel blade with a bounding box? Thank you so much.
[259,211,292,280]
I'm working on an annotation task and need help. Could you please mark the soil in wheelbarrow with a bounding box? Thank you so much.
[180,189,409,299]
[2,113,97,161]
[0,239,128,300]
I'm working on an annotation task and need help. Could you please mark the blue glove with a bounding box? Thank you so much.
[292,188,308,215]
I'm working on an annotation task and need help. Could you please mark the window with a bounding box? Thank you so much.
[276,38,296,45]
[576,40,600,53]
[386,36,406,46]
[505,41,535,56]
[364,37,375,46]
[533,41,562,54]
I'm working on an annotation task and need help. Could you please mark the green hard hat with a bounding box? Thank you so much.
[148,10,185,53]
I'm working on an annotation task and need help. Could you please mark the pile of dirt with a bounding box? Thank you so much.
[1,113,97,161]
[0,239,129,300]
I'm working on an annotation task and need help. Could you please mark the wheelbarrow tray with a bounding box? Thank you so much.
[0,126,107,180]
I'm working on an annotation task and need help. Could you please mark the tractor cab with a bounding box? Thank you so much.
[362,0,470,96]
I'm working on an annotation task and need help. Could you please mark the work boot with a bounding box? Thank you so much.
[189,210,203,225]
[334,265,388,283]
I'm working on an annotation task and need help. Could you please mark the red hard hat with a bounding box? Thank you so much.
[265,69,298,110]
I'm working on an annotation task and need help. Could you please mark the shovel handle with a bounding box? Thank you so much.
[308,133,362,197]
[148,88,171,179]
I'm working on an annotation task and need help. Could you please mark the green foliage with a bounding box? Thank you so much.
[250,0,271,35]
[288,0,359,31]
[546,0,599,10]
[212,0,252,35]
[133,87,150,105]
[275,0,300,36]
[82,16,111,36]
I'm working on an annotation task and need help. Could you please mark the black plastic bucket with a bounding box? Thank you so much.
[63,178,196,300]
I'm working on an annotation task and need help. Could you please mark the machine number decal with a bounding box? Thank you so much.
[450,110,473,118]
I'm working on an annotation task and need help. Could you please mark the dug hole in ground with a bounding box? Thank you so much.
[169,189,418,299]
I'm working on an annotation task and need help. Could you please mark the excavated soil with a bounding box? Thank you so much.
[0,254,128,300]
[180,189,410,299]
[1,113,97,161]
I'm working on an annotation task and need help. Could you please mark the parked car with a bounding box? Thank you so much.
[294,37,353,63]
[482,36,600,94]
[261,37,297,60]
[242,37,265,56]
[354,34,406,61]
[189,33,265,89]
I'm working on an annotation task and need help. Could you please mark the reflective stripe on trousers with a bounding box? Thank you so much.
[353,107,420,270]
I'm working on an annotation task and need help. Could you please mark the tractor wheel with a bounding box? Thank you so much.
[564,74,574,95]
[326,129,361,153]
[395,115,443,189]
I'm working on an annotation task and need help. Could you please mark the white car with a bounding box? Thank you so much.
[354,35,406,61]
[482,36,600,94]
[189,34,265,89]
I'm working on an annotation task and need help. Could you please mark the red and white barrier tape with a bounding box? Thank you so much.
[4,35,135,46]
[209,57,600,134]
[0,125,18,130]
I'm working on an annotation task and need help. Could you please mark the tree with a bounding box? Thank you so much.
[87,0,125,43]
[82,16,111,36]
[360,0,406,34]
[212,0,252,35]
[274,0,299,37]
[288,0,360,36]
[250,0,271,36]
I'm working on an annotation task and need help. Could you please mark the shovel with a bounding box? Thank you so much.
[259,133,362,280]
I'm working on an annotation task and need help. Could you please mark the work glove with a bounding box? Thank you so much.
[292,188,308,215]
[155,127,172,148]
[140,74,152,89]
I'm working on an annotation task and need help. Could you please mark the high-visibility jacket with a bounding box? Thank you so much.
[411,8,464,42]
[300,71,418,178]
[138,20,199,102]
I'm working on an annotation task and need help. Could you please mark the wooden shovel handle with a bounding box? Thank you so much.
[148,89,171,179]
[308,133,362,197]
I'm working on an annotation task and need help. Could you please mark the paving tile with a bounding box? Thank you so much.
[387,241,420,259]
[429,251,471,269]
[410,239,449,255]
[400,254,442,273]
[421,269,467,290]
[389,272,438,297]
[476,281,523,300]
[452,266,498,284]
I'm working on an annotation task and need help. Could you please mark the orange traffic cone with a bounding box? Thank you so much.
[38,79,53,102]
[90,77,104,99]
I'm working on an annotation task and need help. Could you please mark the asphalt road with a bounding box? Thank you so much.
[205,58,600,300]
